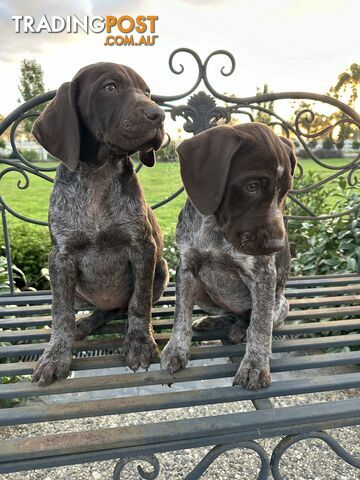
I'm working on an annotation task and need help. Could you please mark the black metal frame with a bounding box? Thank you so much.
[1,49,359,294]
[0,49,359,479]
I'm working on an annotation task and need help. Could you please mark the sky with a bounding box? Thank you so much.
[0,0,359,131]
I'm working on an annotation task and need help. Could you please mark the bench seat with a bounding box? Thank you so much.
[0,273,359,476]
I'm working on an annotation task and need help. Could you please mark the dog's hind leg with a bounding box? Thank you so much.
[273,294,289,327]
[192,313,237,331]
[228,312,251,344]
[192,287,250,342]
[75,309,123,340]
[152,258,169,304]
[74,295,123,340]
[193,311,251,344]
[191,287,230,331]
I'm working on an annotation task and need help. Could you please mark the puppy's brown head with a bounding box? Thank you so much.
[32,62,165,170]
[177,123,296,255]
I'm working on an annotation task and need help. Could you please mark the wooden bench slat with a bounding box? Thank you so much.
[1,347,359,377]
[0,276,359,314]
[285,284,360,297]
[2,290,358,329]
[2,317,360,343]
[0,398,359,465]
[1,372,359,427]
[287,305,360,319]
[289,294,360,307]
[1,305,360,343]
[1,332,359,359]
[289,273,359,280]
[0,273,355,300]
[286,276,360,287]
[1,349,360,401]
[1,302,360,326]
[1,283,360,308]
[0,295,176,308]
[0,290,360,328]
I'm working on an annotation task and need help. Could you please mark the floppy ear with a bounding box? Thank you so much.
[177,126,243,215]
[32,81,80,171]
[280,136,297,176]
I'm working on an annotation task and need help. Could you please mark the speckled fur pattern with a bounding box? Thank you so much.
[161,200,290,390]
[31,155,169,386]
[31,61,169,385]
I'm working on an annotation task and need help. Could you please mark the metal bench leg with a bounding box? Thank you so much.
[271,430,360,480]
[112,442,271,480]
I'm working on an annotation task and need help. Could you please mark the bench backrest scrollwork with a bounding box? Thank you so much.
[0,48,359,293]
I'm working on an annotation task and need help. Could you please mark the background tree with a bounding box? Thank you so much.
[330,63,359,108]
[254,84,275,124]
[0,114,6,149]
[18,59,46,138]
[329,63,360,144]
[291,100,330,135]
[18,59,45,104]
[290,63,360,152]
[221,86,276,127]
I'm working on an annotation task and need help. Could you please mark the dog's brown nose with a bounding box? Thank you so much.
[264,238,285,252]
[144,106,165,125]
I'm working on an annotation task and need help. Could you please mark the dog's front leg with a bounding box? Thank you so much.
[122,241,158,371]
[160,261,197,374]
[233,265,276,390]
[32,249,77,386]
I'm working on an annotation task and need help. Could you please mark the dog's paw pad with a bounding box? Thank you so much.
[123,336,159,371]
[32,348,72,386]
[160,342,189,374]
[233,366,271,390]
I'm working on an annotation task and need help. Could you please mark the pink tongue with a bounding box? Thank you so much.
[139,149,156,167]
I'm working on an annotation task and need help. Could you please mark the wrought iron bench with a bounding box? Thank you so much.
[0,49,359,479]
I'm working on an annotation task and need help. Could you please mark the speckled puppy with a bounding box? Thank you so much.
[161,123,296,390]
[31,62,168,386]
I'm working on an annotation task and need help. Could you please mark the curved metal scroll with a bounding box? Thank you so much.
[270,430,360,480]
[113,454,160,480]
[184,441,270,480]
[111,433,359,480]
[112,441,270,480]
[0,47,359,224]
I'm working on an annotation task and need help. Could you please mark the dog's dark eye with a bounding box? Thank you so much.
[104,83,117,92]
[145,90,151,97]
[245,181,260,193]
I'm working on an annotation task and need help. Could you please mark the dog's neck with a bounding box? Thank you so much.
[78,133,131,172]
[76,126,138,186]
[79,123,130,169]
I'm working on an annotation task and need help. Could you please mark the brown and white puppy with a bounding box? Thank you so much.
[32,62,168,386]
[161,123,296,389]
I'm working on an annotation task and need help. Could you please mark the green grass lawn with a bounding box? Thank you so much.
[296,158,355,177]
[0,161,185,234]
[0,157,355,234]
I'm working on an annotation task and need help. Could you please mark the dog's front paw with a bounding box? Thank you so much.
[32,341,73,386]
[233,357,271,390]
[160,340,190,374]
[122,334,159,371]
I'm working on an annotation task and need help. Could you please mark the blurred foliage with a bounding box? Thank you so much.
[286,172,360,275]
